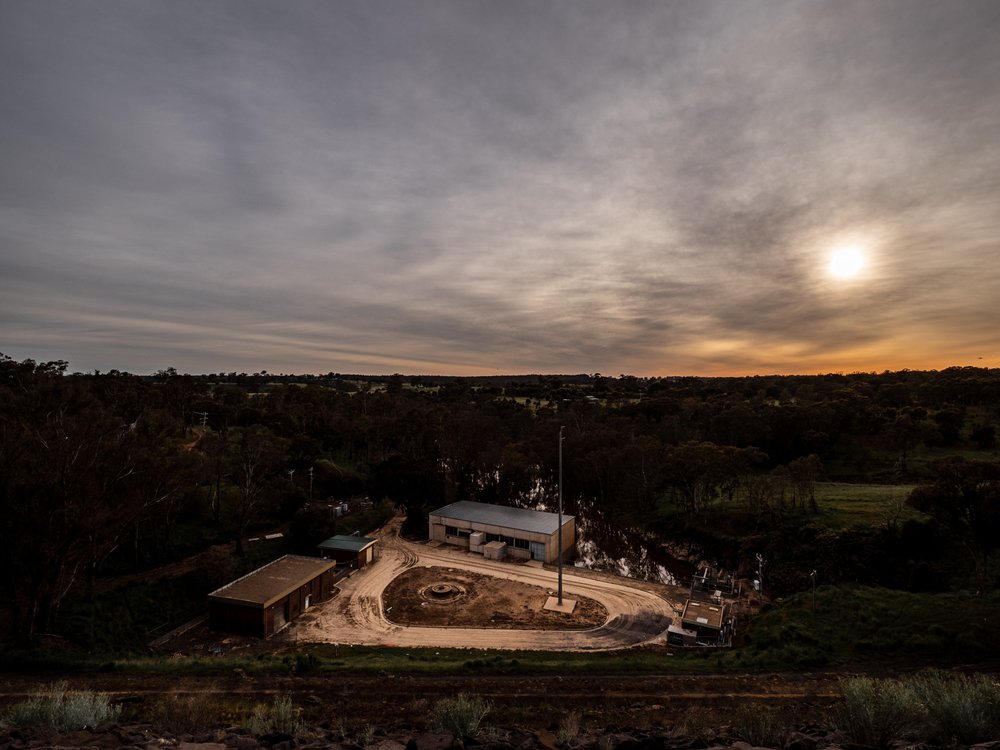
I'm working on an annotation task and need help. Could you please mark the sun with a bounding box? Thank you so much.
[827,244,867,279]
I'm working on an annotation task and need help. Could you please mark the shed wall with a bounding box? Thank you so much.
[209,601,266,638]
[210,567,337,638]
[321,547,374,569]
[429,512,575,564]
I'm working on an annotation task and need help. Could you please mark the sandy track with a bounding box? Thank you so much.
[282,519,681,651]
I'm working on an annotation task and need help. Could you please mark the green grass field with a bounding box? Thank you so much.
[647,481,923,533]
[809,482,921,529]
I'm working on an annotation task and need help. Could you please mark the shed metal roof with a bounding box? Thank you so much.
[429,501,572,535]
[680,599,726,630]
[208,555,336,609]
[318,534,377,552]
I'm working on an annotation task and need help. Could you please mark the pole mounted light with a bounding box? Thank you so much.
[558,425,565,605]
[811,569,817,615]
[755,553,765,599]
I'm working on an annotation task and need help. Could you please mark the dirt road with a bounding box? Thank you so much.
[0,671,844,730]
[282,521,682,651]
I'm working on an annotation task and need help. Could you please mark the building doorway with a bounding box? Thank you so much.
[530,542,546,561]
[273,601,288,631]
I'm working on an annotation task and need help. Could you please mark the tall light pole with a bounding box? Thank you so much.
[810,569,817,616]
[558,425,565,605]
[756,553,766,599]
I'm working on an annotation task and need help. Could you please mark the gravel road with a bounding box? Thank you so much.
[281,519,682,651]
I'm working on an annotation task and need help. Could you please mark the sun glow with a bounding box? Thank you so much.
[827,244,867,279]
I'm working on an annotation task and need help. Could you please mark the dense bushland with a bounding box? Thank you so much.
[3,353,999,651]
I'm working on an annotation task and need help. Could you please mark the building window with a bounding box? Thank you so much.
[483,532,530,549]
[445,525,458,536]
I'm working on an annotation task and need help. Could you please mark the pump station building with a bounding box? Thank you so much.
[318,534,378,569]
[208,555,337,638]
[429,500,575,564]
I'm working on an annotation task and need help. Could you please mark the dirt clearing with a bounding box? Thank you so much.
[382,566,608,629]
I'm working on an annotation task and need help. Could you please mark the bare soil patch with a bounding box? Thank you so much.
[382,566,608,629]
[382,567,608,630]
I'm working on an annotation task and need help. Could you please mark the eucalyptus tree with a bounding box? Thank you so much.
[908,457,1000,593]
[0,355,187,644]
[228,425,287,555]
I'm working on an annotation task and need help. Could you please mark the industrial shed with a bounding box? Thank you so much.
[680,599,732,645]
[318,535,378,569]
[429,500,575,564]
[208,555,337,638]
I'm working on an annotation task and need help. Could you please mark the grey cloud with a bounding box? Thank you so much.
[2,0,999,375]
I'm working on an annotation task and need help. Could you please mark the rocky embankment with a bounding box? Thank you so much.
[5,722,998,750]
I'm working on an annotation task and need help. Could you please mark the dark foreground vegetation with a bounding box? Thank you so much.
[1,354,999,677]
[2,671,1000,749]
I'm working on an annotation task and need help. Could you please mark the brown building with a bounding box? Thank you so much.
[428,501,575,564]
[679,599,732,645]
[317,535,378,569]
[208,555,337,638]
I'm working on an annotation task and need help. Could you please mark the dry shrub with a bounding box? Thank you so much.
[246,695,302,736]
[430,693,492,737]
[676,707,717,739]
[2,681,121,731]
[557,711,582,746]
[730,704,785,747]
[152,692,224,734]
[908,670,1000,746]
[836,677,920,749]
[837,672,1000,748]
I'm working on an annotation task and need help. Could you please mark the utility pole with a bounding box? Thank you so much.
[756,553,766,599]
[558,425,565,606]
[811,569,817,616]
[309,466,314,502]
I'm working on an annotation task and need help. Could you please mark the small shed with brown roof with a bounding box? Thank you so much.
[208,555,337,638]
[680,599,731,644]
[317,535,378,569]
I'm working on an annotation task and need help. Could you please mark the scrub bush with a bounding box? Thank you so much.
[430,693,492,737]
[730,704,784,747]
[908,670,1000,745]
[246,694,301,735]
[835,677,919,749]
[151,692,225,734]
[835,672,1000,748]
[2,681,121,731]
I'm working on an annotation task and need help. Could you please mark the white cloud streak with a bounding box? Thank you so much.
[2,0,999,374]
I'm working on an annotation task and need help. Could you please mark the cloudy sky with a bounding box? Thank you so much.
[2,1,998,376]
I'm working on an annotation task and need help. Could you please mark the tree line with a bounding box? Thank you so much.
[2,354,999,644]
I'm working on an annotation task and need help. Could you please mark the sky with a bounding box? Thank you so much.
[2,1,999,377]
